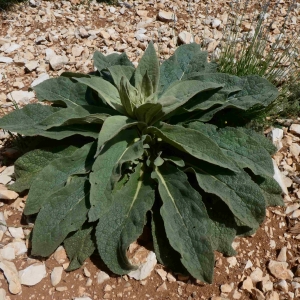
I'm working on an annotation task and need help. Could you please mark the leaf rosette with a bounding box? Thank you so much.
[0,42,283,283]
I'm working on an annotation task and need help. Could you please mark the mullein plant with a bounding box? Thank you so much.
[215,0,300,123]
[0,42,283,282]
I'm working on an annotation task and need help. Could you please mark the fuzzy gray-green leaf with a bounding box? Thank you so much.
[134,42,159,93]
[10,145,78,193]
[74,77,125,114]
[96,116,143,154]
[93,51,134,72]
[188,161,266,229]
[147,123,239,172]
[64,223,96,271]
[0,104,100,140]
[38,105,116,128]
[96,164,155,274]
[33,77,96,108]
[24,142,96,215]
[159,44,214,94]
[89,130,138,222]
[32,177,90,257]
[152,163,214,283]
[157,80,223,121]
[187,122,274,177]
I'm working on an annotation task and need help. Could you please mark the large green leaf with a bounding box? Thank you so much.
[147,123,239,172]
[111,136,145,185]
[134,102,163,125]
[202,195,237,256]
[24,142,96,215]
[134,42,160,94]
[159,44,215,95]
[38,105,116,128]
[31,177,90,257]
[187,122,274,177]
[64,223,96,271]
[93,51,134,72]
[0,104,59,134]
[89,130,138,222]
[238,127,277,155]
[189,75,279,122]
[96,116,144,154]
[187,160,266,229]
[96,164,155,274]
[151,207,188,274]
[10,145,78,193]
[0,104,100,139]
[33,77,97,108]
[251,174,284,207]
[119,77,136,118]
[74,77,125,114]
[107,65,135,90]
[157,80,223,122]
[152,163,214,283]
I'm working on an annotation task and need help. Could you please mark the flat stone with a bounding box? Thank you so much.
[250,267,263,284]
[156,269,167,281]
[1,166,14,176]
[221,283,233,293]
[8,241,27,256]
[74,298,92,300]
[0,246,15,260]
[178,31,194,44]
[7,91,35,105]
[8,227,24,239]
[158,10,177,22]
[78,27,89,38]
[0,175,11,185]
[272,159,288,195]
[31,73,49,87]
[241,276,253,292]
[0,288,6,300]
[290,124,300,135]
[276,279,288,292]
[35,36,46,44]
[157,282,167,291]
[1,43,21,54]
[212,18,221,28]
[72,46,85,57]
[0,260,21,294]
[51,266,63,286]
[0,189,18,200]
[290,143,300,157]
[100,31,110,39]
[266,291,279,300]
[259,275,273,292]
[285,204,300,214]
[128,251,157,280]
[0,57,13,63]
[167,273,176,282]
[19,263,46,286]
[251,288,265,300]
[49,55,68,71]
[0,212,6,233]
[277,247,287,262]
[25,60,39,72]
[227,257,237,267]
[97,271,110,284]
[268,260,293,280]
[53,246,67,264]
[272,128,284,150]
[45,48,56,61]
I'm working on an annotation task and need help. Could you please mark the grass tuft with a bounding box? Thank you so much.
[215,0,300,126]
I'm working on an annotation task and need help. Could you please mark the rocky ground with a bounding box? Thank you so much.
[0,0,300,299]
